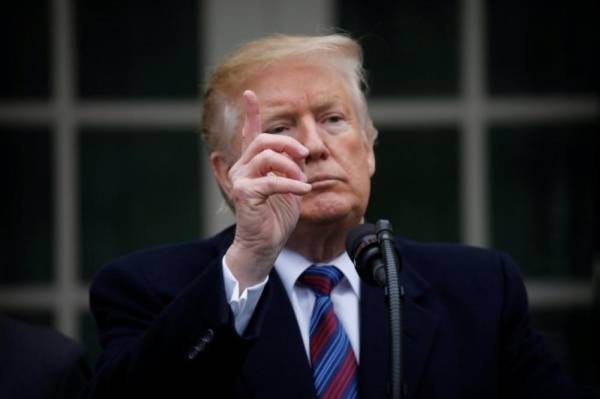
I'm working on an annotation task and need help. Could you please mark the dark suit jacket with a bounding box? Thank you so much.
[84,225,579,398]
[0,315,91,399]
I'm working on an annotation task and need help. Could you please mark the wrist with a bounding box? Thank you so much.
[225,242,277,291]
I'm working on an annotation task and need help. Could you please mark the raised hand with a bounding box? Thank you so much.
[221,90,311,291]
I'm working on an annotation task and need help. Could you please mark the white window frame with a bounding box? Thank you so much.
[0,0,596,339]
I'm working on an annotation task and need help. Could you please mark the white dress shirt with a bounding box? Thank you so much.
[222,248,361,362]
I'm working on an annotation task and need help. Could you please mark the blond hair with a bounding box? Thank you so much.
[201,34,377,157]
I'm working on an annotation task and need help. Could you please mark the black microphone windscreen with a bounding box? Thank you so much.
[345,223,376,262]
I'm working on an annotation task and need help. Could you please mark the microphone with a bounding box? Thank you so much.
[347,221,405,399]
[345,223,386,287]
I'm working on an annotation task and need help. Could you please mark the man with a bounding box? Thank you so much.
[85,34,580,398]
[0,314,91,398]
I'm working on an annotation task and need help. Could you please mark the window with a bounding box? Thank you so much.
[1,0,597,386]
[0,0,202,365]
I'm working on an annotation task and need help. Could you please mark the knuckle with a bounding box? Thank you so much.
[228,167,243,182]
[265,175,278,190]
[227,166,237,180]
[254,149,277,170]
[230,181,248,200]
[262,148,277,159]
[254,133,269,146]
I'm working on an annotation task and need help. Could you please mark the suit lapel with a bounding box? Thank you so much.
[401,260,439,399]
[241,271,316,399]
[399,256,440,399]
[358,282,389,398]
[358,251,439,399]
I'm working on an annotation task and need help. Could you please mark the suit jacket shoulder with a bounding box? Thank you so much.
[86,225,262,397]
[394,238,580,399]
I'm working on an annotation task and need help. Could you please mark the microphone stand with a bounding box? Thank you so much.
[376,220,404,399]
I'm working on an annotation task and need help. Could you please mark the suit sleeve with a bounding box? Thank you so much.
[83,256,271,398]
[497,252,582,399]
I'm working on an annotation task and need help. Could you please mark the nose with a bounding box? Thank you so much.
[298,117,329,163]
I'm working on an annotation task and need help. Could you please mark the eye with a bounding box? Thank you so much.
[324,115,344,124]
[266,125,290,134]
[321,113,348,133]
[320,111,348,126]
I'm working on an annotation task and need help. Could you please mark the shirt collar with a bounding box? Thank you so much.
[274,247,361,297]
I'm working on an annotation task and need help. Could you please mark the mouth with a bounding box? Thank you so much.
[308,175,343,187]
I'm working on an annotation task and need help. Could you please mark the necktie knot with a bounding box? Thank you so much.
[297,265,343,296]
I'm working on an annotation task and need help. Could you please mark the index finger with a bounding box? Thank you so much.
[241,90,261,150]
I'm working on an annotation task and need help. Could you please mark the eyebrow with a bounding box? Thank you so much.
[260,95,347,121]
[311,95,346,114]
[261,103,295,119]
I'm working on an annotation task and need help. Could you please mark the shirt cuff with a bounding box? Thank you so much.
[222,256,269,334]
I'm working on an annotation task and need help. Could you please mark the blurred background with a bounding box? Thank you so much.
[1,0,598,391]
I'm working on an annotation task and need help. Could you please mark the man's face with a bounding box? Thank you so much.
[240,60,375,227]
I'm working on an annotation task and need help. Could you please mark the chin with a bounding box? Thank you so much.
[299,195,362,226]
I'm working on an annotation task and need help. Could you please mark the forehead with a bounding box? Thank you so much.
[243,60,353,113]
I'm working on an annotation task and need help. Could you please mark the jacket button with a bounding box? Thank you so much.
[188,328,215,360]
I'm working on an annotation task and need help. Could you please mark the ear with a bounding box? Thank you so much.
[209,151,233,198]
[365,140,376,177]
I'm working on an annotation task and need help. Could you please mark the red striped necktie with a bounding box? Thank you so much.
[297,265,358,399]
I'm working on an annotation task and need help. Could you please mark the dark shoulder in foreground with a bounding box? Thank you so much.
[92,225,235,292]
[0,314,91,398]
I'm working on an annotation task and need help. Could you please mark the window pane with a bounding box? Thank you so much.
[367,127,460,242]
[337,0,459,97]
[76,0,199,98]
[0,2,50,98]
[490,124,598,277]
[80,130,201,280]
[487,0,598,95]
[0,128,53,283]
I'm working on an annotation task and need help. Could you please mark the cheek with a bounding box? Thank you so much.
[346,144,372,179]
[342,151,373,204]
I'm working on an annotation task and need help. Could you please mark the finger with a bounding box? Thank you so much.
[241,90,261,150]
[244,175,312,197]
[246,149,307,181]
[238,133,309,166]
